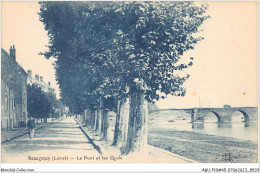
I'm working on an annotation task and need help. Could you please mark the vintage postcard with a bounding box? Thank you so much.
[1,1,259,172]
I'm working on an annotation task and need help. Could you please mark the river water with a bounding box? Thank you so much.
[149,110,258,143]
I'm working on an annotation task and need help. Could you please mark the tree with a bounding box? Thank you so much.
[44,92,59,122]
[27,84,45,119]
[27,84,58,123]
[39,1,125,140]
[107,2,209,155]
[27,84,48,122]
[39,1,209,155]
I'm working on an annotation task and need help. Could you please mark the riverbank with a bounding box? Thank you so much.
[80,124,198,163]
[148,127,258,163]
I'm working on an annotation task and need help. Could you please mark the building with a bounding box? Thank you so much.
[27,70,55,94]
[1,46,28,128]
[1,77,15,129]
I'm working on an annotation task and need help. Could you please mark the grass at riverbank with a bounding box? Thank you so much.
[148,128,258,163]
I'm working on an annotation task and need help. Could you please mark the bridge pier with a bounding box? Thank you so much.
[218,113,232,122]
[191,110,195,123]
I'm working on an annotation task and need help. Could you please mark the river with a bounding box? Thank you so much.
[148,110,258,143]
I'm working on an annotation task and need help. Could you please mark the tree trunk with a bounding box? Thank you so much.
[95,109,101,132]
[112,100,121,146]
[91,109,96,130]
[112,98,130,150]
[124,92,148,155]
[82,112,85,125]
[100,110,104,136]
[86,109,91,127]
[83,109,87,126]
[100,108,109,141]
[118,98,130,152]
[94,109,98,130]
[98,109,102,133]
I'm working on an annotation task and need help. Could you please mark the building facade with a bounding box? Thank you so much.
[1,78,15,129]
[1,46,28,128]
[27,70,55,94]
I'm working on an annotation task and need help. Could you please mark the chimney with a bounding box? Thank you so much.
[48,82,51,86]
[9,45,16,60]
[27,70,32,78]
[35,74,39,81]
[40,76,43,82]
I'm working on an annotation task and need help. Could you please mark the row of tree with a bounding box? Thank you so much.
[27,84,61,123]
[39,1,209,154]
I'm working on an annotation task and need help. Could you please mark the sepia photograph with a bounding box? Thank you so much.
[1,0,259,172]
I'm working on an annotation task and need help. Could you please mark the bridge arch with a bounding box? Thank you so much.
[209,111,221,123]
[233,110,249,122]
[202,110,222,123]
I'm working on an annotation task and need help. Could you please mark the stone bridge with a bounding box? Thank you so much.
[152,107,258,123]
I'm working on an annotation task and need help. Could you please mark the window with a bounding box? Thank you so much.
[4,96,8,111]
[11,97,13,110]
[23,92,26,105]
[12,97,15,110]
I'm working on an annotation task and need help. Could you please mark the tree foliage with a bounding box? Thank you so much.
[39,2,209,113]
[27,84,57,119]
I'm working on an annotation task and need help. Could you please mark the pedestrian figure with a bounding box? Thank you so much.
[27,118,36,139]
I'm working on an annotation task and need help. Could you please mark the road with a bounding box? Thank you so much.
[2,117,257,163]
[148,128,258,163]
[1,117,100,163]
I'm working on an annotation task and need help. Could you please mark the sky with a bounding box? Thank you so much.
[1,1,258,109]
